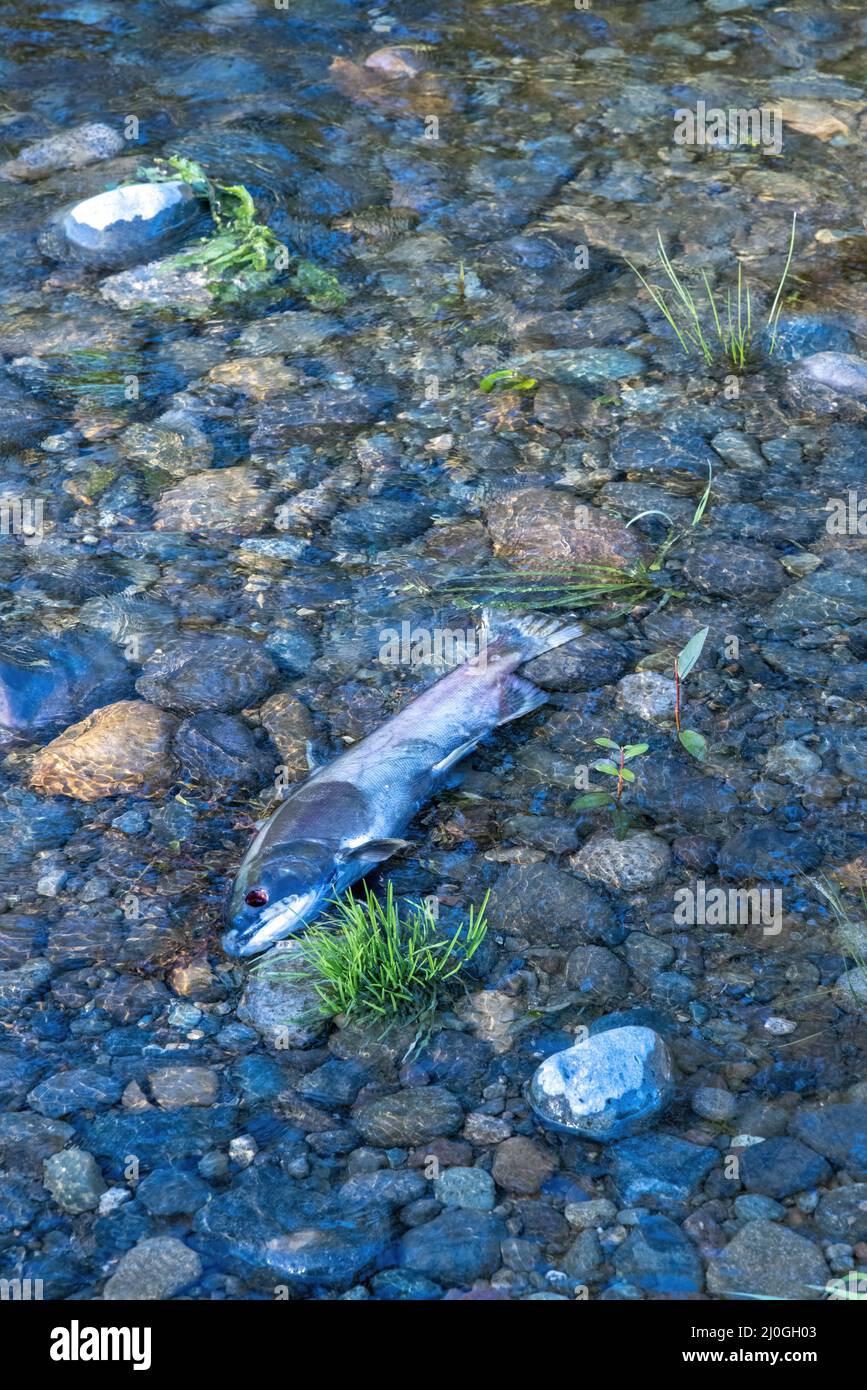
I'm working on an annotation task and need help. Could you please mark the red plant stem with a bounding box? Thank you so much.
[616,745,625,803]
[674,657,681,732]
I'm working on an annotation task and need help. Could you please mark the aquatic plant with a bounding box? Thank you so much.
[808,874,866,1005]
[673,625,709,760]
[573,739,649,840]
[625,212,797,370]
[478,368,538,394]
[255,883,490,1046]
[139,155,347,308]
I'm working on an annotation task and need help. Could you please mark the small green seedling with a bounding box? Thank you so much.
[478,368,538,394]
[674,625,709,760]
[573,738,649,840]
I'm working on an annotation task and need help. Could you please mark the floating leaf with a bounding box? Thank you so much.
[572,791,611,810]
[676,626,709,681]
[678,728,708,760]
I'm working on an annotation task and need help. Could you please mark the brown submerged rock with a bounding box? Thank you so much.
[154,466,278,535]
[484,488,642,569]
[30,700,178,801]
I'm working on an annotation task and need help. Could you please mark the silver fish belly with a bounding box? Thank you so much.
[223,612,582,956]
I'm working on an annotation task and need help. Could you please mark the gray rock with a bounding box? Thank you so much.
[790,352,867,398]
[101,256,214,315]
[433,1166,496,1211]
[58,181,205,269]
[136,633,276,713]
[352,1087,464,1147]
[733,1194,785,1223]
[399,1208,505,1286]
[561,1228,603,1282]
[571,831,672,891]
[0,122,123,181]
[119,409,213,476]
[485,860,617,948]
[529,1025,674,1139]
[0,372,53,450]
[767,739,822,783]
[148,1066,220,1109]
[515,347,646,384]
[565,945,629,1003]
[338,1170,427,1211]
[237,951,326,1048]
[815,1184,867,1243]
[683,542,786,599]
[0,1113,74,1172]
[691,1087,737,1123]
[707,1220,829,1300]
[616,671,676,720]
[43,1147,106,1213]
[103,1236,202,1300]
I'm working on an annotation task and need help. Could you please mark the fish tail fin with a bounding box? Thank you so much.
[495,673,548,727]
[480,607,584,664]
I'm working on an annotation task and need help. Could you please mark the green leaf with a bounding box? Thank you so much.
[676,626,709,681]
[622,743,649,760]
[593,760,621,777]
[679,729,708,760]
[572,791,611,810]
[619,767,636,782]
[478,369,537,394]
[594,737,620,750]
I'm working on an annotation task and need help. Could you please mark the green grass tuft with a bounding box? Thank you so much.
[625,213,797,371]
[254,883,490,1048]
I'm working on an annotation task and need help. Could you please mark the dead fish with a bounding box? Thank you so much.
[223,612,582,957]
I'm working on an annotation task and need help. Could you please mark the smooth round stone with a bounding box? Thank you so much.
[529,1025,674,1140]
[59,181,205,269]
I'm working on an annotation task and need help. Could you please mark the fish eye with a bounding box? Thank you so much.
[245,888,269,908]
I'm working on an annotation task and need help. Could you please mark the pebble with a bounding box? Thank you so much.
[43,1147,106,1212]
[433,1166,496,1211]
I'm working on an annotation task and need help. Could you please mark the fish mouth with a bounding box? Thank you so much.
[222,890,321,959]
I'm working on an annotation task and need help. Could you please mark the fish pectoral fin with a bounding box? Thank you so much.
[432,736,482,776]
[338,837,410,865]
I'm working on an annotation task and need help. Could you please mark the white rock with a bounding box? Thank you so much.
[529,1025,674,1139]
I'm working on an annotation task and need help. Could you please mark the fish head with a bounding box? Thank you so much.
[223,839,336,958]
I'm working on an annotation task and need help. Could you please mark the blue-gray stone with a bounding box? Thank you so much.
[740,1137,832,1199]
[608,1134,718,1205]
[790,1104,867,1179]
[529,1026,674,1139]
[614,1214,703,1295]
[399,1208,506,1286]
[27,1067,123,1119]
